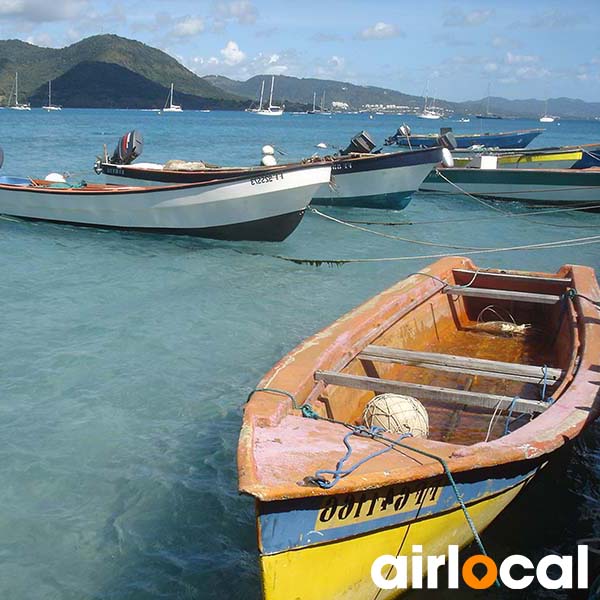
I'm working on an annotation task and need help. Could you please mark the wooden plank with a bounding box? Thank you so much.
[361,346,563,382]
[314,370,549,415]
[443,286,561,304]
[452,269,571,287]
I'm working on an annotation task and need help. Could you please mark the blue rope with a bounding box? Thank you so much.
[310,426,412,489]
[503,396,520,436]
[541,365,549,402]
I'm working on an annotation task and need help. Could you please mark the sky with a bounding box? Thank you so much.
[1,0,600,102]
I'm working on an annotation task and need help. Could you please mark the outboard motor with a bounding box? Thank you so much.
[438,131,457,151]
[384,124,410,146]
[341,130,376,155]
[110,130,144,165]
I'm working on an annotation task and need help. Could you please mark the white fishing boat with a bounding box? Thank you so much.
[0,160,331,241]
[8,73,31,111]
[97,130,443,210]
[420,163,600,205]
[253,76,284,116]
[42,80,61,111]
[160,83,182,113]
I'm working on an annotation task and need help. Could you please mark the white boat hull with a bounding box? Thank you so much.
[0,165,332,241]
[312,149,442,209]
[420,168,600,205]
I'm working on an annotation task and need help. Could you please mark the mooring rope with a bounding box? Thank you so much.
[253,234,600,266]
[309,207,493,250]
[342,202,600,227]
[434,170,600,229]
[247,387,497,576]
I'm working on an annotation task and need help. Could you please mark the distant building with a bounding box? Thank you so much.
[332,101,350,111]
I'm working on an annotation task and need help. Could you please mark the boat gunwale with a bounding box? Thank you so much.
[0,162,333,196]
[238,257,600,501]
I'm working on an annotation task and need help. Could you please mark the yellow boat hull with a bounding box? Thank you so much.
[260,478,530,600]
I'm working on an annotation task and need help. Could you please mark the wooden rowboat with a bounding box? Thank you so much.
[238,257,600,599]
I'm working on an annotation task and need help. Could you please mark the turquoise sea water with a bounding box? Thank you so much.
[1,109,599,599]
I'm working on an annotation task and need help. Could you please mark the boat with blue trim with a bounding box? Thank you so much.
[97,130,443,210]
[386,127,544,149]
[239,257,600,599]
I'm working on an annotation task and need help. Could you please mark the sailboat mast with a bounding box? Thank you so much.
[268,76,274,108]
[259,80,265,110]
[48,80,52,105]
[320,91,325,111]
[170,83,174,109]
[312,92,316,112]
[15,72,18,106]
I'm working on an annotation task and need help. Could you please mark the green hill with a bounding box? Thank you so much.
[28,62,247,109]
[0,34,240,107]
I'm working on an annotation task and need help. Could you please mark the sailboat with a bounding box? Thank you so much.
[245,80,265,113]
[418,81,442,119]
[254,76,284,116]
[540,99,558,123]
[307,91,331,115]
[42,80,61,111]
[160,83,182,113]
[8,73,31,111]
[476,83,502,120]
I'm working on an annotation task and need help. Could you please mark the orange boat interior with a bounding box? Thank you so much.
[313,268,576,446]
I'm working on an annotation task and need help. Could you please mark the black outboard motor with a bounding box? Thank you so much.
[341,130,376,155]
[384,124,410,146]
[110,130,144,165]
[438,130,457,150]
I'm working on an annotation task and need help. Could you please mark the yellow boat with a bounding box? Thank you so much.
[238,257,600,599]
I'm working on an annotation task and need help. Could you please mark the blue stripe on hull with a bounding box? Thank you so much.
[311,192,413,209]
[258,464,540,555]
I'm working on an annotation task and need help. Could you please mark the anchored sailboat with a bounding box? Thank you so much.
[246,80,266,113]
[540,99,558,123]
[8,73,31,111]
[253,76,284,116]
[160,83,182,113]
[307,91,331,115]
[418,80,442,120]
[42,80,61,111]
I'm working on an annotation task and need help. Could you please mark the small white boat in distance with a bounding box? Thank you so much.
[254,76,284,116]
[160,83,182,113]
[540,99,557,123]
[9,73,31,111]
[43,80,61,111]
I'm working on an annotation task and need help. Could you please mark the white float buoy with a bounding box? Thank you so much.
[441,148,454,168]
[44,173,66,183]
[261,154,277,167]
[261,145,275,156]
[362,394,429,438]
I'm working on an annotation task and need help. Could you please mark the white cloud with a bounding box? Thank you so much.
[172,16,204,37]
[213,0,256,25]
[444,9,494,27]
[220,40,245,65]
[359,22,401,40]
[505,52,539,65]
[0,0,88,22]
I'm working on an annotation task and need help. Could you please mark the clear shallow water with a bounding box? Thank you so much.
[0,109,599,599]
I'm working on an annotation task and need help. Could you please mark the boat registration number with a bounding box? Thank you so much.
[315,483,440,530]
[250,173,284,185]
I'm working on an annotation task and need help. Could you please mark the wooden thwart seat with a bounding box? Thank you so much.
[314,370,549,415]
[443,286,561,304]
[359,346,563,384]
